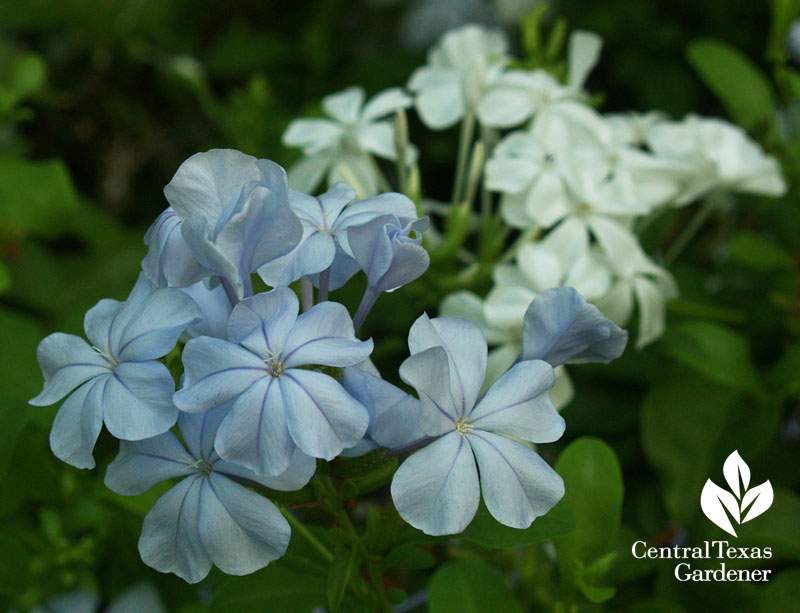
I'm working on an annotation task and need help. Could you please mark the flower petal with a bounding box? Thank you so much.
[30,333,110,406]
[227,288,299,358]
[280,369,369,460]
[105,431,195,495]
[322,86,365,124]
[258,230,338,286]
[407,314,487,416]
[142,207,206,288]
[399,346,458,437]
[139,476,211,584]
[178,404,230,461]
[468,431,564,528]
[282,301,373,368]
[175,337,266,413]
[115,288,201,362]
[361,87,412,122]
[215,378,295,477]
[103,361,178,440]
[469,361,563,443]
[390,431,479,535]
[197,473,290,575]
[521,287,628,366]
[49,378,105,469]
[216,446,316,492]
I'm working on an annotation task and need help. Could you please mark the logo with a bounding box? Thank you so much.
[700,450,773,537]
[630,450,774,583]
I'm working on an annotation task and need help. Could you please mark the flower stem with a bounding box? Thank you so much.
[278,505,333,563]
[452,111,476,206]
[662,198,717,266]
[301,276,314,312]
[353,287,379,332]
[318,268,331,302]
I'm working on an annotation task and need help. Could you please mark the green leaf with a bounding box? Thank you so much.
[210,565,327,612]
[327,546,361,613]
[728,232,795,270]
[686,38,775,130]
[6,53,47,99]
[0,156,80,237]
[381,544,434,570]
[553,437,623,603]
[659,321,764,397]
[428,558,523,613]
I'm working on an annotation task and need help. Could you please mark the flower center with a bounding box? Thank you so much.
[455,418,473,436]
[91,345,118,368]
[190,458,213,476]
[265,355,285,378]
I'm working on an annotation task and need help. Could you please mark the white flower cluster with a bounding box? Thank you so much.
[283,24,787,405]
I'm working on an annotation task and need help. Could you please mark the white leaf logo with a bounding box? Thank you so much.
[700,450,773,537]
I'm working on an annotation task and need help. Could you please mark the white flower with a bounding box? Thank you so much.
[592,229,677,349]
[283,86,414,196]
[408,23,508,129]
[477,30,603,130]
[648,114,787,204]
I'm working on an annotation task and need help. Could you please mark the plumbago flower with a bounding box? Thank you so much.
[391,289,627,536]
[283,86,414,197]
[408,23,508,129]
[105,407,315,583]
[258,183,420,292]
[30,275,200,468]
[145,149,303,299]
[174,287,373,477]
[348,213,431,329]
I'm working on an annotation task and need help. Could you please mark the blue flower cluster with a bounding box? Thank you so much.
[31,148,626,582]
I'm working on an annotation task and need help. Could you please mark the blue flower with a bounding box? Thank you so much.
[341,366,427,456]
[156,149,303,298]
[258,183,418,292]
[104,406,315,584]
[521,286,628,366]
[30,275,201,469]
[390,314,565,535]
[349,213,430,329]
[174,287,373,476]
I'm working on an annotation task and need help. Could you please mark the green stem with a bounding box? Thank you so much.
[662,198,717,266]
[479,124,497,219]
[452,111,476,206]
[278,505,333,563]
[366,555,392,613]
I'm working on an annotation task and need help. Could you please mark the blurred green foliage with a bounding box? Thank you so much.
[1,0,800,611]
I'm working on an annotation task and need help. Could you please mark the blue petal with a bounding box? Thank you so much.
[178,404,231,461]
[333,192,418,242]
[138,476,211,584]
[215,447,316,492]
[142,207,206,288]
[468,431,564,528]
[174,336,266,413]
[83,298,121,350]
[42,589,100,613]
[214,377,295,477]
[521,287,628,366]
[257,230,337,287]
[280,369,369,460]
[48,377,105,469]
[164,149,265,224]
[282,301,373,368]
[311,243,360,290]
[390,431,479,536]
[342,367,425,449]
[398,346,458,437]
[407,314,487,417]
[105,582,165,613]
[114,288,201,362]
[469,360,564,443]
[104,431,195,495]
[30,333,110,406]
[179,282,232,340]
[227,288,298,358]
[197,473,290,575]
[103,361,178,440]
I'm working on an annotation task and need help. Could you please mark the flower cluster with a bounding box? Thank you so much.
[31,144,628,582]
[31,148,432,582]
[283,23,786,407]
